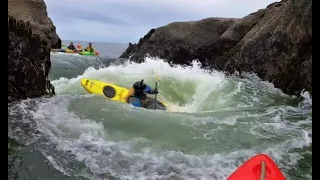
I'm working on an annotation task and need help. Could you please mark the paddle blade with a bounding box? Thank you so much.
[77,45,82,49]
[94,52,99,56]
[156,69,159,82]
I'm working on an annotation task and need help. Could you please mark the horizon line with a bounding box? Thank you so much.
[62,39,130,44]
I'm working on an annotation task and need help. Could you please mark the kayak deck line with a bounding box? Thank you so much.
[260,161,266,180]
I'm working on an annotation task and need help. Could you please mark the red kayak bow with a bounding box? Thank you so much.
[227,154,286,180]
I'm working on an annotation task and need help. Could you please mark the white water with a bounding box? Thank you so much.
[8,56,312,180]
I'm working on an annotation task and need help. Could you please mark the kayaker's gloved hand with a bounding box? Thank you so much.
[151,88,158,94]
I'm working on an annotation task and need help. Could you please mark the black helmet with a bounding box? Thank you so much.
[133,79,146,91]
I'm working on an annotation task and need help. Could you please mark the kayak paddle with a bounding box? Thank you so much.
[76,45,82,51]
[154,70,159,109]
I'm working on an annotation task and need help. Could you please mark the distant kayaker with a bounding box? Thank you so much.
[67,42,77,51]
[84,43,95,53]
[126,79,158,108]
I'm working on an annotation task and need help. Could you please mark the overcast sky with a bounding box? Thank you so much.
[44,0,278,43]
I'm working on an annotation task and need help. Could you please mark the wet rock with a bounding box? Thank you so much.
[120,0,312,96]
[8,0,61,102]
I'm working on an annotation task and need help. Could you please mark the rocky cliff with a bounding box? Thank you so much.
[8,0,61,102]
[120,0,312,96]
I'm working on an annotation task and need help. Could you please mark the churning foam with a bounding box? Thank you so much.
[51,57,303,113]
[8,56,312,180]
[8,94,312,180]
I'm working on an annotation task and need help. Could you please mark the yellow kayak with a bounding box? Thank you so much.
[80,78,167,111]
[65,49,77,53]
[50,48,78,53]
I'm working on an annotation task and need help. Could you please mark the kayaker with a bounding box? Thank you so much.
[126,79,158,108]
[67,42,77,51]
[84,43,95,53]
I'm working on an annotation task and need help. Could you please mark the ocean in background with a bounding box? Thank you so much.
[62,40,129,58]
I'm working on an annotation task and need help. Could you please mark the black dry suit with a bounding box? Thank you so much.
[127,80,157,107]
[67,44,77,51]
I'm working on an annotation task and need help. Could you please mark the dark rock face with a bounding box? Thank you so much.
[8,0,61,102]
[120,0,312,96]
